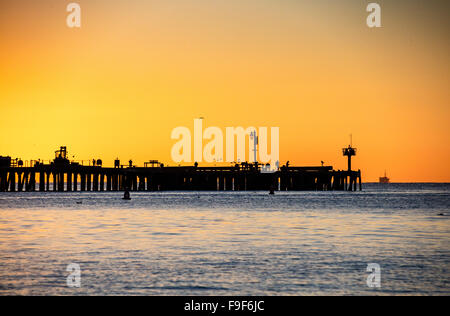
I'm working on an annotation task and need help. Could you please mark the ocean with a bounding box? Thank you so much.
[0,183,448,295]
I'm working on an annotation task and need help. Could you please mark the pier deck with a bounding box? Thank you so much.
[0,164,362,192]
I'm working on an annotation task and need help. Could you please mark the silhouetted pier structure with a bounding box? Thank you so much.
[0,147,362,192]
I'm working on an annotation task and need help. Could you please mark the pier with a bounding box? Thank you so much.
[0,147,362,192]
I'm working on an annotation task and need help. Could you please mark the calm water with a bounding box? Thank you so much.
[0,183,449,295]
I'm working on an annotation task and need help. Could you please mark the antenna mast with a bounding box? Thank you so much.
[250,130,258,163]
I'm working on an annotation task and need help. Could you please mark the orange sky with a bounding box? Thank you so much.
[0,0,449,182]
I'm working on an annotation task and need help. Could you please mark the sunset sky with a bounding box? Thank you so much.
[0,0,449,182]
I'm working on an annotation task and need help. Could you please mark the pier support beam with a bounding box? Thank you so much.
[46,173,50,191]
[80,173,86,191]
[27,172,35,191]
[52,172,56,191]
[0,172,7,192]
[58,173,64,192]
[358,170,362,191]
[67,173,72,191]
[119,175,124,191]
[73,173,78,191]
[138,176,145,191]
[17,172,24,192]
[39,172,45,191]
[112,174,118,191]
[9,172,16,192]
[86,174,91,191]
[132,176,138,191]
[93,173,99,192]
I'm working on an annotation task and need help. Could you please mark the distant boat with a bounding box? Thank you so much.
[379,171,390,183]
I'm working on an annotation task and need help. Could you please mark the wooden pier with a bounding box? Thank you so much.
[0,147,362,192]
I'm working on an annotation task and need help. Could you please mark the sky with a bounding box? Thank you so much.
[0,0,449,182]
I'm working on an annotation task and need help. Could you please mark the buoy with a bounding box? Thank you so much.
[269,188,275,195]
[123,190,131,200]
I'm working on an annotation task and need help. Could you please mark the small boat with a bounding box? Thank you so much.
[379,170,390,183]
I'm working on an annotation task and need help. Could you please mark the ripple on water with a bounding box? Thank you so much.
[0,184,449,295]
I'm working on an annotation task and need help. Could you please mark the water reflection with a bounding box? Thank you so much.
[0,184,449,295]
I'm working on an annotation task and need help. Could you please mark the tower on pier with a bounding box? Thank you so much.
[342,136,357,171]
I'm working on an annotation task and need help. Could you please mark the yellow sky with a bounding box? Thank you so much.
[0,0,449,182]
